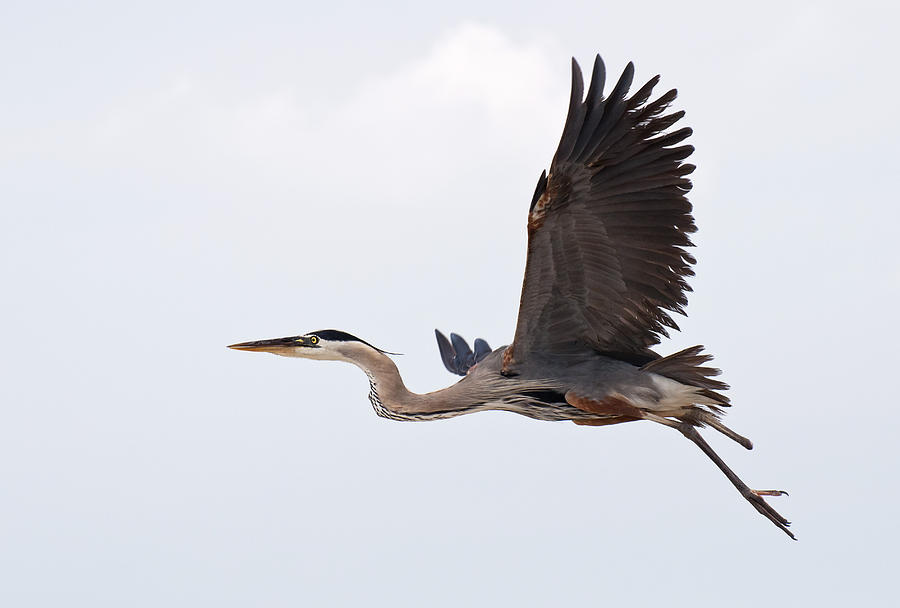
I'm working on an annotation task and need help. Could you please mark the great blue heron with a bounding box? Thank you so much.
[229,55,793,538]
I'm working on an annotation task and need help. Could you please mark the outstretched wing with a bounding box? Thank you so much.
[506,56,697,367]
[435,330,492,376]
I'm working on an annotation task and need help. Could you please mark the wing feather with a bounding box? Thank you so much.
[506,55,699,365]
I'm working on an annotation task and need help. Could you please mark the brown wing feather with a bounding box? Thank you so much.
[507,55,697,366]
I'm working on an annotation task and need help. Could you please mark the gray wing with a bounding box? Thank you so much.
[506,56,696,367]
[435,330,491,376]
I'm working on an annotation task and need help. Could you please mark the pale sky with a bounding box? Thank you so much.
[2,1,899,606]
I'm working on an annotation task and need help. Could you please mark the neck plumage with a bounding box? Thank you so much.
[341,345,488,421]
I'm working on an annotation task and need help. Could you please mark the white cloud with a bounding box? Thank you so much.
[74,23,565,210]
[359,22,558,122]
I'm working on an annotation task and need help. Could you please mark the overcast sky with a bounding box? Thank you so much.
[2,1,899,606]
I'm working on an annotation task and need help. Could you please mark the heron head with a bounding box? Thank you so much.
[228,329,392,363]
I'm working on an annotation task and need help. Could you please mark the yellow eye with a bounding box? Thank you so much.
[310,336,319,344]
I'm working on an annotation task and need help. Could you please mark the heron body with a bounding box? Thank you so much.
[230,55,794,538]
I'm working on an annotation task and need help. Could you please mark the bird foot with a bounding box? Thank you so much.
[743,488,795,540]
[752,489,789,497]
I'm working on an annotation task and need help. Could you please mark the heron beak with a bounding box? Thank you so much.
[227,336,305,353]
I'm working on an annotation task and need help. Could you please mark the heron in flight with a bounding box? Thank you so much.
[230,55,793,538]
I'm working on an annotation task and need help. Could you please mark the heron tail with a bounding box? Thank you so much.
[641,346,755,449]
[640,345,730,409]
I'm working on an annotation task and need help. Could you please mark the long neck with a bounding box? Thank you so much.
[341,345,489,421]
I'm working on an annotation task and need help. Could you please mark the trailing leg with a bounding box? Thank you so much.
[693,410,753,450]
[643,412,794,539]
